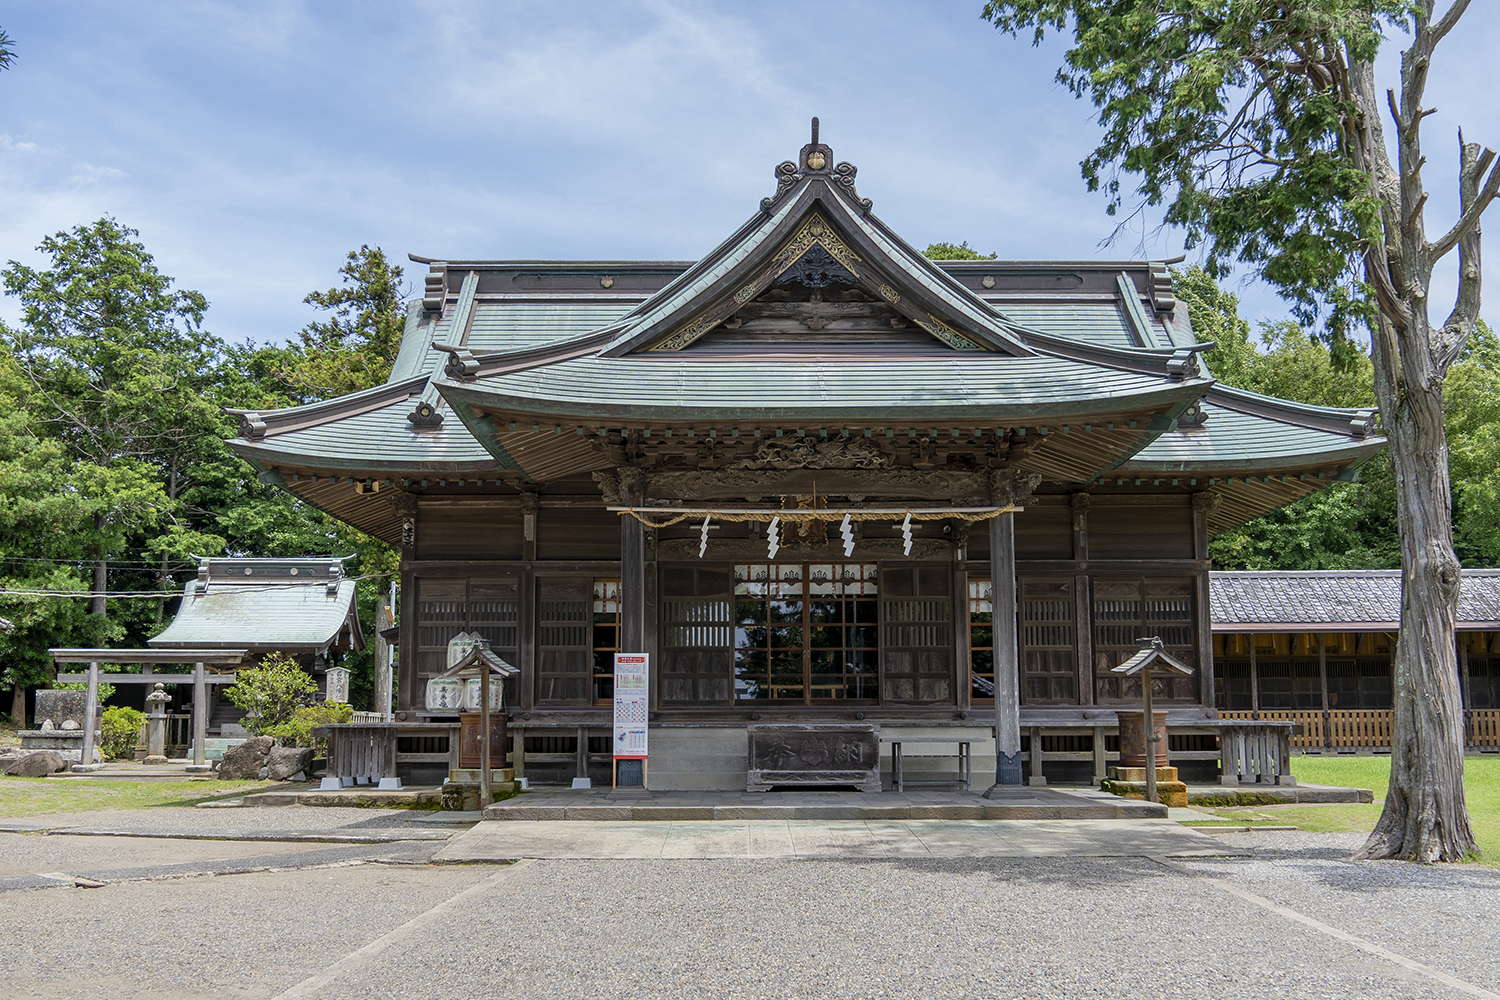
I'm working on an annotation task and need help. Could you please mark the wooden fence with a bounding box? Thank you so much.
[1219,710,1324,748]
[1467,709,1500,749]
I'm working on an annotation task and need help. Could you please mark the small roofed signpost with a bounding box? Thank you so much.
[1111,637,1194,804]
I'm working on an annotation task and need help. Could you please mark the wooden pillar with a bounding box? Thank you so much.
[1091,725,1107,786]
[1249,637,1259,716]
[620,476,646,656]
[1460,638,1472,749]
[77,661,99,770]
[1191,492,1218,708]
[479,663,493,808]
[1028,726,1046,785]
[518,492,538,712]
[188,661,210,772]
[373,592,392,719]
[643,525,659,689]
[1071,493,1093,706]
[989,511,1022,787]
[394,491,419,712]
[1319,633,1331,748]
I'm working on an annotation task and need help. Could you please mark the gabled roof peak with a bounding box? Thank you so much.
[762,117,871,215]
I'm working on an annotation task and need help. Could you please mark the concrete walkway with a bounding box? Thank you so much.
[435,816,1241,861]
[480,783,1170,820]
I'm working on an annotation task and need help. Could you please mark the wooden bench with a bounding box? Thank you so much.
[882,737,972,792]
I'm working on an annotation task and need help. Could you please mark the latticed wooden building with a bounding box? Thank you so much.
[1211,570,1500,752]
[226,125,1387,788]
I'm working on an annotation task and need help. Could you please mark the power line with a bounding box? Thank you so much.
[0,570,397,600]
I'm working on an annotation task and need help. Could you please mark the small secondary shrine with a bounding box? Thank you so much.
[226,123,1385,789]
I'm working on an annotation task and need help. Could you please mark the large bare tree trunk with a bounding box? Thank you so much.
[1356,347,1474,861]
[1347,4,1490,861]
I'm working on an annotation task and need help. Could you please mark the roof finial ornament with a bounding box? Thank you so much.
[760,118,873,215]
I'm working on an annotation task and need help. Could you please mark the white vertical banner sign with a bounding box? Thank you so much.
[613,653,649,759]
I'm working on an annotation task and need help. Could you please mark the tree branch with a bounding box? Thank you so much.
[1430,153,1500,260]
[1430,0,1474,48]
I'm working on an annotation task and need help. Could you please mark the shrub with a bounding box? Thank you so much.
[100,705,145,761]
[260,701,354,756]
[223,653,318,735]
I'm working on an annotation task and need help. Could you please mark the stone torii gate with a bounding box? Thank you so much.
[50,649,248,773]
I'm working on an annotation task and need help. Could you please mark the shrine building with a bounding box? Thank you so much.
[226,125,1386,789]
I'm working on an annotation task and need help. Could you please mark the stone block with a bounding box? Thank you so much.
[1107,766,1178,783]
[908,804,984,820]
[746,723,880,793]
[714,804,799,820]
[1100,778,1189,809]
[266,746,314,781]
[5,751,68,776]
[564,806,633,821]
[630,805,715,821]
[35,690,91,730]
[218,736,274,780]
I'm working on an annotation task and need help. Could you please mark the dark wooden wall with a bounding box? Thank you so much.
[397,492,1212,714]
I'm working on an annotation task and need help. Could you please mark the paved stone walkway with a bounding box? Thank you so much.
[436,816,1236,860]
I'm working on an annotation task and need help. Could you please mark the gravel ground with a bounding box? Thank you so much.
[0,831,355,876]
[0,805,446,838]
[0,827,1494,1000]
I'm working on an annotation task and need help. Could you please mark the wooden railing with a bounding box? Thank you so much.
[1467,709,1500,749]
[1326,710,1392,748]
[1218,723,1296,785]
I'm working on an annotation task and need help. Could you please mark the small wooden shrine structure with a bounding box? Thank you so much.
[225,122,1387,788]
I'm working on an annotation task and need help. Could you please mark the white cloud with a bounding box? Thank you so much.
[0,0,1494,344]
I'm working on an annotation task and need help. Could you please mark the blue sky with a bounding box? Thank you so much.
[0,1,1496,346]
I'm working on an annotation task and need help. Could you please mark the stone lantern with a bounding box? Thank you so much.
[143,683,172,765]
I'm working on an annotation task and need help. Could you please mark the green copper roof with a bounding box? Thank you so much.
[988,301,1140,350]
[467,301,636,353]
[1121,388,1382,473]
[150,565,362,652]
[437,353,1205,422]
[229,394,499,471]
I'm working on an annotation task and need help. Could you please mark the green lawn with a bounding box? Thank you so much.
[0,776,264,818]
[1188,754,1500,866]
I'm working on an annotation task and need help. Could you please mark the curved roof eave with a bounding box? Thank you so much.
[225,437,502,475]
[1119,439,1386,475]
[433,373,1208,425]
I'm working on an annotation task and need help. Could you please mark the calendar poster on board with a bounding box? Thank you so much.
[612,653,649,758]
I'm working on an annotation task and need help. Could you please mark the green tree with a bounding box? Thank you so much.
[923,241,998,260]
[2,218,223,617]
[984,1,1493,861]
[274,246,408,403]
[223,653,318,735]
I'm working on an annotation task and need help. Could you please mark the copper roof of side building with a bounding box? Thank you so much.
[149,557,365,655]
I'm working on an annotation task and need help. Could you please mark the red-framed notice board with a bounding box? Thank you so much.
[612,653,649,759]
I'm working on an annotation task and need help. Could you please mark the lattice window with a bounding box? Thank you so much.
[1092,577,1197,702]
[880,565,952,705]
[537,579,590,705]
[1020,578,1076,704]
[661,566,734,705]
[415,577,519,701]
